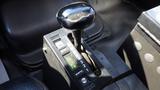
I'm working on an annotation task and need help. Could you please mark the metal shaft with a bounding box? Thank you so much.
[72,30,82,52]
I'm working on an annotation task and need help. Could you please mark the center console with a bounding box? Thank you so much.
[43,28,112,90]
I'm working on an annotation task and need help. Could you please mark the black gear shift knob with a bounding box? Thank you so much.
[56,2,96,51]
[56,2,96,30]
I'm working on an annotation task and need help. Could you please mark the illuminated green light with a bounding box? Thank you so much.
[64,53,78,71]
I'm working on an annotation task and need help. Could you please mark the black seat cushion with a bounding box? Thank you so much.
[1,0,77,53]
[0,76,48,90]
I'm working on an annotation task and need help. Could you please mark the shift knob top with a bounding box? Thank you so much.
[57,2,96,30]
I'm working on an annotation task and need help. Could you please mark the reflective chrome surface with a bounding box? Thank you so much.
[57,2,96,30]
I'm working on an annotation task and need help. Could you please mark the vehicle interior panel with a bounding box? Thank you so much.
[0,0,159,90]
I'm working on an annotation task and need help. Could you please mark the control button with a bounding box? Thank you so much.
[60,48,70,55]
[81,77,88,84]
[55,40,66,50]
[79,77,90,86]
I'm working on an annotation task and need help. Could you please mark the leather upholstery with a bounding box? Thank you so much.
[1,0,78,66]
[1,0,76,53]
[0,76,48,90]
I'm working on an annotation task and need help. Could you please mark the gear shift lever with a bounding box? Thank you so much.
[57,2,96,51]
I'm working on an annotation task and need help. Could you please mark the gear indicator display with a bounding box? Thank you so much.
[64,53,79,71]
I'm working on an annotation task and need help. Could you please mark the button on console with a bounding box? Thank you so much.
[60,47,70,55]
[81,77,88,84]
[55,40,66,50]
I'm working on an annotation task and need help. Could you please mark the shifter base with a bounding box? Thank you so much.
[43,28,112,90]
